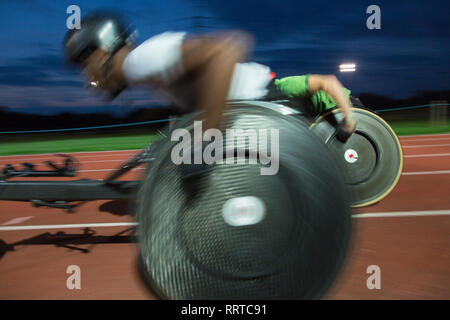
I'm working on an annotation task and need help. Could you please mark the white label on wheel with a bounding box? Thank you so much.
[222,196,266,227]
[344,149,359,163]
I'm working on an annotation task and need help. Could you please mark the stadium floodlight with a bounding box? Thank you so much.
[339,63,356,72]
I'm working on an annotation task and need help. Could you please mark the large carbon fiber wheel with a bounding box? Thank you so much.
[310,108,403,207]
[136,101,352,300]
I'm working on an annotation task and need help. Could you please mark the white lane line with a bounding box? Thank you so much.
[2,167,438,174]
[79,168,146,173]
[2,154,449,166]
[80,168,447,174]
[60,152,450,163]
[0,159,128,167]
[0,222,138,231]
[0,149,139,159]
[404,153,450,158]
[1,216,34,226]
[0,153,136,163]
[402,143,450,148]
[401,137,450,142]
[353,210,450,218]
[76,159,125,163]
[400,133,450,138]
[402,170,450,175]
[1,210,449,231]
[0,166,443,175]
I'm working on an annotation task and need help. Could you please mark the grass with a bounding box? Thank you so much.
[0,132,158,156]
[387,120,450,136]
[0,119,448,156]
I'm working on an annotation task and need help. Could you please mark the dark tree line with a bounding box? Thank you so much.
[1,90,448,132]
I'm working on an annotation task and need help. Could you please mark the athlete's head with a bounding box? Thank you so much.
[64,11,136,99]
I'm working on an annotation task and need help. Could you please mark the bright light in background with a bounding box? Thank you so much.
[339,63,356,72]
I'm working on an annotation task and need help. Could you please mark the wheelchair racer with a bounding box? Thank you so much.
[64,12,357,153]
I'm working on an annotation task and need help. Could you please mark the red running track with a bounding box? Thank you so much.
[0,133,449,299]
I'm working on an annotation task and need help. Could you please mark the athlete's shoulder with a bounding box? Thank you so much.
[141,31,187,46]
[122,31,187,84]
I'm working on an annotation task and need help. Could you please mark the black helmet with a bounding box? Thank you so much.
[64,12,135,65]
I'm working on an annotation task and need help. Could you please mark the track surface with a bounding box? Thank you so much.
[0,133,449,300]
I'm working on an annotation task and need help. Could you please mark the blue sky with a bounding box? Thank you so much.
[0,0,449,114]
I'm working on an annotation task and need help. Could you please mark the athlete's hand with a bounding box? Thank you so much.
[335,116,357,143]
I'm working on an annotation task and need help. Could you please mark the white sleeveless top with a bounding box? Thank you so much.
[122,32,273,105]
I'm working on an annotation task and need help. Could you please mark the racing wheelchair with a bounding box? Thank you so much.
[0,98,403,299]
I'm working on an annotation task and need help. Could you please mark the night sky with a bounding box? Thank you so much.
[0,0,448,115]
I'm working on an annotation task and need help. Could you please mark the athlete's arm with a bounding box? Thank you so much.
[181,31,253,131]
[308,74,356,133]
